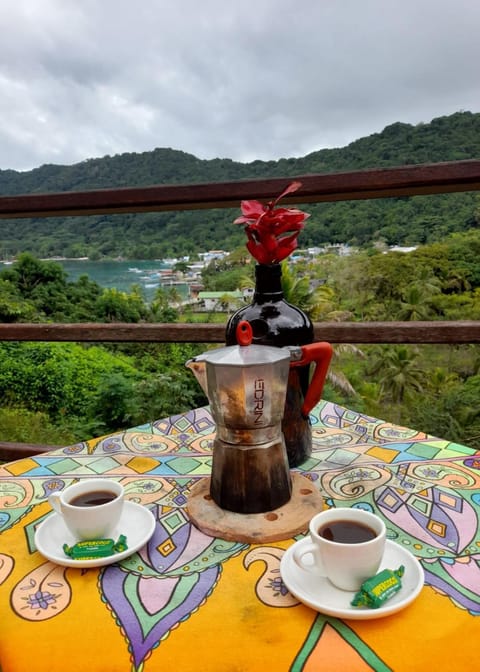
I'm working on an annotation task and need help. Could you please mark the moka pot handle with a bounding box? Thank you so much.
[290,342,334,417]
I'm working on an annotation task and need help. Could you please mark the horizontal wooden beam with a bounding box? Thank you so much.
[0,321,479,344]
[1,160,479,219]
[313,321,480,343]
[0,441,60,461]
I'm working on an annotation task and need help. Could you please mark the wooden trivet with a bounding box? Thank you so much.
[186,472,323,543]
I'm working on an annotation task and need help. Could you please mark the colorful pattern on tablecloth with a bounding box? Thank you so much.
[1,401,479,672]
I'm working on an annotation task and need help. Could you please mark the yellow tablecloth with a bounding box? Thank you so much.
[1,401,479,671]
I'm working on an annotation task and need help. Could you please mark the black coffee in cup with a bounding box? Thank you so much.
[69,490,118,507]
[318,519,377,544]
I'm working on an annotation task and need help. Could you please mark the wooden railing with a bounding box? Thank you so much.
[2,159,480,217]
[1,159,480,459]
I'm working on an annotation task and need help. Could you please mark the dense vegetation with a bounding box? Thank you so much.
[0,111,479,259]
[0,232,479,450]
[0,253,208,444]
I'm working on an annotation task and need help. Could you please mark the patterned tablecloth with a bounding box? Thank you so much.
[0,400,479,672]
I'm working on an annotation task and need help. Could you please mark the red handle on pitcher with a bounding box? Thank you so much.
[292,342,333,417]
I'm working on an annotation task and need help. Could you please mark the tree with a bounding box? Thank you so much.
[95,288,148,322]
[85,372,137,435]
[0,279,36,322]
[172,261,188,273]
[398,285,432,321]
[65,274,103,321]
[150,287,179,322]
[369,346,424,407]
[0,253,68,296]
[0,253,71,318]
[279,261,336,320]
[166,286,184,310]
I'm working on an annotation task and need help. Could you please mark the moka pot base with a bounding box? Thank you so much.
[186,473,323,544]
[209,435,292,514]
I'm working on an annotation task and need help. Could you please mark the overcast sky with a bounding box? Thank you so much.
[1,0,479,172]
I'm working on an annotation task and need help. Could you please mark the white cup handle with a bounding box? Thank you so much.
[292,541,325,575]
[48,493,63,515]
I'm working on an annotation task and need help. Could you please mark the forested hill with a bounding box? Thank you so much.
[0,111,479,259]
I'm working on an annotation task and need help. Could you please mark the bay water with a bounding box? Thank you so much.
[56,259,190,302]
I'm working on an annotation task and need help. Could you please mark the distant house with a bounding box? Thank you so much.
[198,250,229,264]
[198,290,244,311]
[188,283,204,301]
[387,246,418,253]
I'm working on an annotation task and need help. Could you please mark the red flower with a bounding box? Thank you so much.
[234,181,309,264]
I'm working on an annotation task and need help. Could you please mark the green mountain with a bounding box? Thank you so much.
[0,111,479,259]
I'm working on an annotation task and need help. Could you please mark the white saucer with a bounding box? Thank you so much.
[35,501,156,568]
[280,537,424,620]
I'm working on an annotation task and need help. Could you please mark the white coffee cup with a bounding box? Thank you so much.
[293,507,386,591]
[48,479,124,541]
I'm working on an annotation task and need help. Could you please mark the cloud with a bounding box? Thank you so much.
[0,0,479,171]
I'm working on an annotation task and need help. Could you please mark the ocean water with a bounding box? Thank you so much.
[57,259,190,302]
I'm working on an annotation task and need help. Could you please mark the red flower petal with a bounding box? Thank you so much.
[240,200,266,217]
[235,181,308,263]
[272,181,303,207]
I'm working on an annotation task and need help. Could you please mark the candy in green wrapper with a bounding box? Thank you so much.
[351,565,405,608]
[63,535,128,560]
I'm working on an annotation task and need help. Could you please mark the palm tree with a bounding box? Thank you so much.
[416,267,442,296]
[398,285,431,321]
[426,367,461,398]
[444,269,471,293]
[370,346,424,405]
[279,261,335,320]
[359,381,383,418]
[167,286,184,310]
[326,346,360,397]
[218,292,244,315]
[398,269,441,320]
